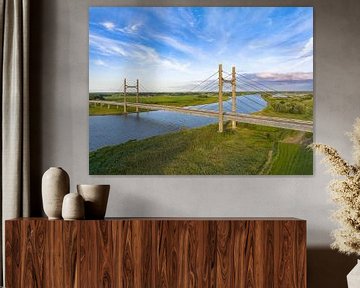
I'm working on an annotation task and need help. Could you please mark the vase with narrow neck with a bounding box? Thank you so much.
[347,259,360,288]
[42,167,70,219]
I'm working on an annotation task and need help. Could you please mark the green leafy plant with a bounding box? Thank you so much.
[311,118,360,255]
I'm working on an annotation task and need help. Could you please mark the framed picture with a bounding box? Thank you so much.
[89,7,313,175]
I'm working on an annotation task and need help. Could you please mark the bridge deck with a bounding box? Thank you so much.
[90,100,313,132]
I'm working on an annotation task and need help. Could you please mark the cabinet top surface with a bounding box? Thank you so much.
[6,217,305,222]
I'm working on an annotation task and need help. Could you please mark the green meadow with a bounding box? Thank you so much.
[255,93,313,121]
[268,142,313,175]
[89,122,313,175]
[89,92,313,175]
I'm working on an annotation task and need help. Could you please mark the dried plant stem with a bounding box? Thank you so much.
[311,118,360,256]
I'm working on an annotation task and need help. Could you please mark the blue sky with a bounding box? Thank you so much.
[89,7,313,92]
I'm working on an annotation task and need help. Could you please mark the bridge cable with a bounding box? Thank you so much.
[242,95,267,108]
[231,98,262,113]
[226,70,278,93]
[223,70,278,96]
[198,78,219,93]
[236,73,278,93]
[236,78,275,97]
[187,71,219,92]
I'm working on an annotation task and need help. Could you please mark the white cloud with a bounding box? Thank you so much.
[90,8,313,92]
[276,37,313,71]
[178,8,196,27]
[298,37,313,59]
[117,23,142,34]
[154,35,200,56]
[89,34,128,57]
[130,43,190,71]
[89,34,190,72]
[101,21,116,31]
[93,59,108,67]
[253,72,313,81]
[100,21,142,35]
[247,13,313,51]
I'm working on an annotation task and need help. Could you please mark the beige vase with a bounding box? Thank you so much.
[62,192,85,220]
[42,167,70,219]
[347,260,360,288]
[77,184,110,219]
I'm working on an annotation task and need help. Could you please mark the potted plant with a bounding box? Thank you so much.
[311,118,360,287]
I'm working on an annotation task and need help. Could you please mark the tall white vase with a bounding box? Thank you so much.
[347,260,360,288]
[42,167,70,219]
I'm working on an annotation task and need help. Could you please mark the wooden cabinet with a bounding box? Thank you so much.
[5,218,306,287]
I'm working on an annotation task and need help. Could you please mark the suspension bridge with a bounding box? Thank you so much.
[89,64,313,133]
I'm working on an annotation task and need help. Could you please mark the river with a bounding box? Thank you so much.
[89,94,267,151]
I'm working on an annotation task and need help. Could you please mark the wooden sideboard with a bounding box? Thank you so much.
[5,218,306,287]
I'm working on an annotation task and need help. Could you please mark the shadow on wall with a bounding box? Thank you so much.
[308,248,357,288]
[107,192,183,217]
[29,0,47,216]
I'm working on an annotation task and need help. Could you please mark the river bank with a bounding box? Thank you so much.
[89,94,267,151]
[89,122,313,175]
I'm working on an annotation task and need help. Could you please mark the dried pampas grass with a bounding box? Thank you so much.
[310,118,360,256]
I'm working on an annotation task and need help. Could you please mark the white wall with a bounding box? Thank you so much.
[30,0,360,249]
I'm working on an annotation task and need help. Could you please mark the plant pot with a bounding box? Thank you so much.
[42,167,70,219]
[347,259,360,288]
[62,192,85,220]
[77,184,110,219]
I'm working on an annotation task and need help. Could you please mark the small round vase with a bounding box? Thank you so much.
[62,192,85,220]
[42,167,70,219]
[77,184,110,219]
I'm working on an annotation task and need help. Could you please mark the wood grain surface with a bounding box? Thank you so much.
[5,218,306,288]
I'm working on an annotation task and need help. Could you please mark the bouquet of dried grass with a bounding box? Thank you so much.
[310,118,360,255]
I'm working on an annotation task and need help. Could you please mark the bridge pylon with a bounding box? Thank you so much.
[123,78,127,114]
[231,66,237,129]
[218,64,237,132]
[218,64,224,132]
[123,78,140,114]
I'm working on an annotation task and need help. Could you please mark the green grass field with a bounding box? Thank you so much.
[89,104,148,115]
[89,122,313,175]
[89,92,313,121]
[268,142,313,175]
[255,94,313,121]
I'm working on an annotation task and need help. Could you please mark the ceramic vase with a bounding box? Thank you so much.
[347,259,360,288]
[62,192,85,220]
[42,167,70,219]
[77,184,110,219]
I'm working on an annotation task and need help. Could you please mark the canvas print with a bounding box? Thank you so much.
[89,7,314,175]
